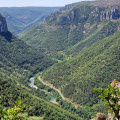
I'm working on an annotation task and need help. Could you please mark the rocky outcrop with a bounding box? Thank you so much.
[99,6,120,21]
[92,0,120,21]
[0,13,8,33]
[91,113,106,120]
[45,4,120,26]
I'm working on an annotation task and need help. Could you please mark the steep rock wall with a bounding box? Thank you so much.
[0,13,8,33]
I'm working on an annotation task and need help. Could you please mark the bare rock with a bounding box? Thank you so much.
[0,13,8,33]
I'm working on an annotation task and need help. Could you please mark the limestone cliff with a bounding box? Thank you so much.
[0,13,8,33]
[45,0,120,25]
[99,6,120,21]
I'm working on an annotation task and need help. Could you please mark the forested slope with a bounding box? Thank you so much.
[20,0,120,58]
[0,31,56,86]
[0,31,82,120]
[0,31,55,72]
[0,78,83,120]
[66,21,120,56]
[42,31,120,105]
[2,0,120,119]
[0,12,83,119]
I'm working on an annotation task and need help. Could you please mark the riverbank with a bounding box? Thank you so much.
[38,76,82,108]
[29,77,58,105]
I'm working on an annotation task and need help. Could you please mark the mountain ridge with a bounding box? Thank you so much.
[21,1,120,59]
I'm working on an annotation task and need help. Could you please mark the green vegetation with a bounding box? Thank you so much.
[0,78,83,120]
[0,29,83,119]
[94,85,120,120]
[2,1,120,119]
[34,73,107,119]
[16,1,120,119]
[20,23,70,54]
[0,31,55,85]
[20,3,120,59]
[34,73,81,117]
[42,31,120,107]
[19,3,120,117]
[0,7,60,35]
[20,5,97,55]
[66,21,120,56]
[0,100,25,120]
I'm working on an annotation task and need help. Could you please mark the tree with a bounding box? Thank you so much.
[0,99,25,120]
[0,106,7,119]
[94,85,120,120]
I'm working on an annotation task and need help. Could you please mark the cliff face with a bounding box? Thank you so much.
[22,1,120,55]
[0,13,8,33]
[44,0,120,26]
[45,5,120,25]
[91,0,120,21]
[99,6,120,21]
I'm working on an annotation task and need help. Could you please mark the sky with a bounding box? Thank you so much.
[0,0,93,7]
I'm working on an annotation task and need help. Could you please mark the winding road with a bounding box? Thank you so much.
[38,76,65,100]
[38,76,81,108]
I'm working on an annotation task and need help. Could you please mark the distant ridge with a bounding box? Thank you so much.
[0,7,60,35]
[92,0,120,7]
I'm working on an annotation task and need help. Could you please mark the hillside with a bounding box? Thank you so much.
[0,32,82,119]
[66,21,120,56]
[0,7,60,35]
[0,11,56,86]
[2,0,120,119]
[42,31,120,106]
[20,0,120,59]
[19,0,120,109]
[0,32,55,71]
[0,12,84,120]
[0,77,83,120]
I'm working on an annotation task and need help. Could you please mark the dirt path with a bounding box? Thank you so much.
[38,76,81,108]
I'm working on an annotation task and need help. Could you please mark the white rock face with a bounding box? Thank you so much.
[0,13,8,33]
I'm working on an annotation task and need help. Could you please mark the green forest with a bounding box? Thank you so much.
[42,31,120,105]
[0,32,83,119]
[0,78,82,120]
[1,0,120,119]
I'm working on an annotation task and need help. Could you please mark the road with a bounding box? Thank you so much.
[38,76,81,108]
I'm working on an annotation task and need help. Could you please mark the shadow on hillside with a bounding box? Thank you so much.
[0,31,12,42]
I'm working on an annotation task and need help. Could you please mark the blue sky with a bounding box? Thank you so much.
[0,0,93,7]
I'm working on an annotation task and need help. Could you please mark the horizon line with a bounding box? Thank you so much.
[0,6,63,8]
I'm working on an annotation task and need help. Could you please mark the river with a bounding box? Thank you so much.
[29,77,58,104]
[38,76,81,108]
[29,77,34,87]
